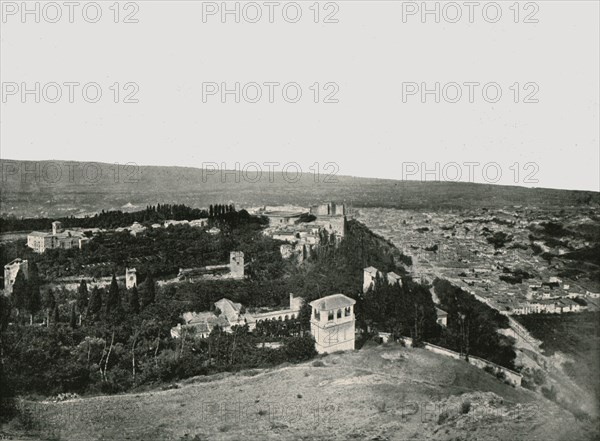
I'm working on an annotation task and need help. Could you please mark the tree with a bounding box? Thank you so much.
[11,269,27,321]
[25,282,41,325]
[43,290,57,327]
[77,280,89,321]
[0,295,14,422]
[70,303,77,329]
[53,305,60,324]
[129,286,140,314]
[106,274,121,315]
[87,287,103,319]
[141,274,155,309]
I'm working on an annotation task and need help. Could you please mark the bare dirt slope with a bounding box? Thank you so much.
[5,343,599,441]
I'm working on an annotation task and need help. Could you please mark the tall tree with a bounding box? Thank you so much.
[43,290,56,327]
[87,286,103,319]
[25,282,41,325]
[129,286,140,314]
[77,280,89,322]
[69,303,77,329]
[53,304,60,324]
[11,270,27,321]
[141,274,155,309]
[106,274,121,315]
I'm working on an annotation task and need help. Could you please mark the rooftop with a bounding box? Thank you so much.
[264,211,305,217]
[28,231,52,238]
[310,293,355,311]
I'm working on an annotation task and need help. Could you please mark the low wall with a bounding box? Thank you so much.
[397,336,522,387]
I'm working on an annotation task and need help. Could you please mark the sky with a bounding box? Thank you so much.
[1,0,599,191]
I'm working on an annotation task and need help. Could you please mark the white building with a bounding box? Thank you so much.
[27,221,86,253]
[310,294,356,354]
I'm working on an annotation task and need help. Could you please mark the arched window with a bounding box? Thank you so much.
[291,314,295,320]
[328,311,334,321]
[337,309,342,319]
[285,315,289,320]
[345,307,351,317]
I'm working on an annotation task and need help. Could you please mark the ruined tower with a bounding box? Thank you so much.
[229,251,244,279]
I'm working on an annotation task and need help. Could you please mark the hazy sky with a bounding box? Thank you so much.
[1,1,599,191]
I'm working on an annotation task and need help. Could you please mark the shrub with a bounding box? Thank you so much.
[460,401,471,414]
[542,385,557,401]
[375,401,387,413]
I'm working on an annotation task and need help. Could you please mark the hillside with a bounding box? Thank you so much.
[4,343,597,441]
[1,160,598,218]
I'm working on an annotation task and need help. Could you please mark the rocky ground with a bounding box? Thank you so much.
[2,343,598,441]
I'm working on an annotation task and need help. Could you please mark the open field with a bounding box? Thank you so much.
[3,343,597,441]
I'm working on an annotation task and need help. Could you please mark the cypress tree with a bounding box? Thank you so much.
[77,280,89,315]
[26,283,41,325]
[53,305,60,324]
[43,290,56,326]
[69,303,77,329]
[11,270,27,319]
[106,274,121,314]
[87,286,102,319]
[141,274,155,308]
[129,286,140,314]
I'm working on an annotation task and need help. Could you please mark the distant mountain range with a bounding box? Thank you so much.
[1,159,598,218]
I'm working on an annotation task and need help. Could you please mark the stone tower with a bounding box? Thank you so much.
[229,251,244,279]
[125,268,137,289]
[3,258,29,294]
[52,221,63,235]
[309,294,356,354]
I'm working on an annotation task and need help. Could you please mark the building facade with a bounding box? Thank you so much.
[310,293,356,354]
[27,221,86,253]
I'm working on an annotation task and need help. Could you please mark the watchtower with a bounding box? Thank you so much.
[229,251,244,279]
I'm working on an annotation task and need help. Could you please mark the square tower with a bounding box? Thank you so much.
[52,221,63,235]
[229,251,244,279]
[309,294,356,354]
[125,268,137,289]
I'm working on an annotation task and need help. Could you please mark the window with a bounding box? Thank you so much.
[337,309,342,319]
[328,311,334,321]
[345,307,351,317]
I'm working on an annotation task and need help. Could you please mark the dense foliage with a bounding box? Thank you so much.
[1,209,271,280]
[433,278,516,369]
[0,213,518,400]
[0,204,214,233]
